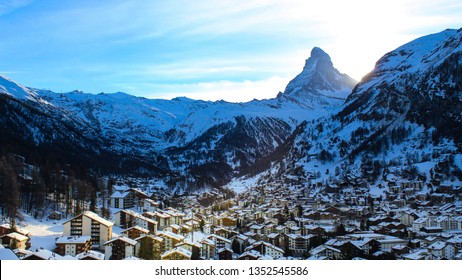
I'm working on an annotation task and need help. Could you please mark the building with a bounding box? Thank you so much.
[114,209,157,234]
[1,232,29,250]
[121,226,150,240]
[244,241,284,259]
[104,236,137,260]
[161,247,192,260]
[75,250,105,260]
[110,186,149,209]
[63,211,113,247]
[55,236,92,257]
[158,231,185,252]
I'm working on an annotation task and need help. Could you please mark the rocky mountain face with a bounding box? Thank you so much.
[278,47,357,109]
[255,28,462,189]
[4,28,460,192]
[0,47,356,188]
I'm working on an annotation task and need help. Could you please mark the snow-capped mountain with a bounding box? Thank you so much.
[278,47,357,109]
[0,48,356,187]
[254,28,462,191]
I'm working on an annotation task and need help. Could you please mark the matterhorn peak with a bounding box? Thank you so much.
[310,47,330,60]
[279,47,357,108]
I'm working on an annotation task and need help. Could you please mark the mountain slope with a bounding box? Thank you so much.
[278,47,357,109]
[0,48,356,187]
[249,28,462,190]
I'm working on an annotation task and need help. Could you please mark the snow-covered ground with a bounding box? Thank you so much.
[17,213,63,251]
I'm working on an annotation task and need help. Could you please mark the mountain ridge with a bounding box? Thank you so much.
[0,47,357,188]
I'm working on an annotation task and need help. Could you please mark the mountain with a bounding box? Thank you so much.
[278,47,357,109]
[252,28,462,191]
[0,48,356,188]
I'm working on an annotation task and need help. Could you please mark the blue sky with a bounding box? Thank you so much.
[1,0,461,102]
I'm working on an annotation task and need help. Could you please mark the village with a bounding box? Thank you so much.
[1,174,462,261]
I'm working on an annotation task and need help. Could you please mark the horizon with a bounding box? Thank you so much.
[1,0,461,102]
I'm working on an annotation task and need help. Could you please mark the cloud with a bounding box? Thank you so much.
[113,76,291,102]
[1,0,462,100]
[0,0,33,16]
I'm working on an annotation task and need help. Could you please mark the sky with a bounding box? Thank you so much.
[0,0,461,102]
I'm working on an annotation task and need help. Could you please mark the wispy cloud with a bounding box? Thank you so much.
[1,0,461,100]
[113,76,291,102]
[0,0,33,16]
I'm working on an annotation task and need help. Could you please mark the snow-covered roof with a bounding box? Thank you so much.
[403,249,431,260]
[121,226,150,234]
[6,232,29,242]
[206,234,231,243]
[83,211,114,227]
[161,247,192,259]
[110,191,130,199]
[135,235,163,243]
[56,236,91,244]
[239,250,262,259]
[428,241,448,251]
[158,231,185,241]
[24,249,66,260]
[76,250,105,260]
[245,241,284,253]
[0,248,19,260]
[104,236,137,246]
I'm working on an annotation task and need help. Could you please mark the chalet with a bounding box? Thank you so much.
[214,227,234,239]
[144,211,171,230]
[199,238,215,260]
[217,247,233,260]
[206,234,232,252]
[309,245,341,260]
[76,250,105,260]
[161,247,192,260]
[304,225,327,236]
[122,226,149,239]
[396,212,417,226]
[0,224,11,236]
[164,208,185,225]
[48,211,62,220]
[63,211,113,247]
[164,224,181,235]
[110,186,149,209]
[55,236,92,256]
[250,224,265,235]
[1,232,29,250]
[286,234,311,255]
[339,241,365,259]
[176,241,201,260]
[12,248,33,259]
[219,216,237,227]
[267,233,284,249]
[427,241,455,259]
[104,236,137,260]
[158,231,185,251]
[110,190,133,209]
[403,249,432,260]
[421,226,443,234]
[22,249,74,260]
[142,198,159,213]
[446,235,462,251]
[244,241,284,259]
[114,209,157,234]
[238,250,261,260]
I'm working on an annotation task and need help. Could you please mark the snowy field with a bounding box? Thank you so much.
[17,213,63,251]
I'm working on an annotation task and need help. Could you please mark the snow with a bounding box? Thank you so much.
[0,248,19,260]
[18,213,63,251]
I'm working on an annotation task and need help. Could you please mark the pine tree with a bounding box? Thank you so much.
[139,237,154,260]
